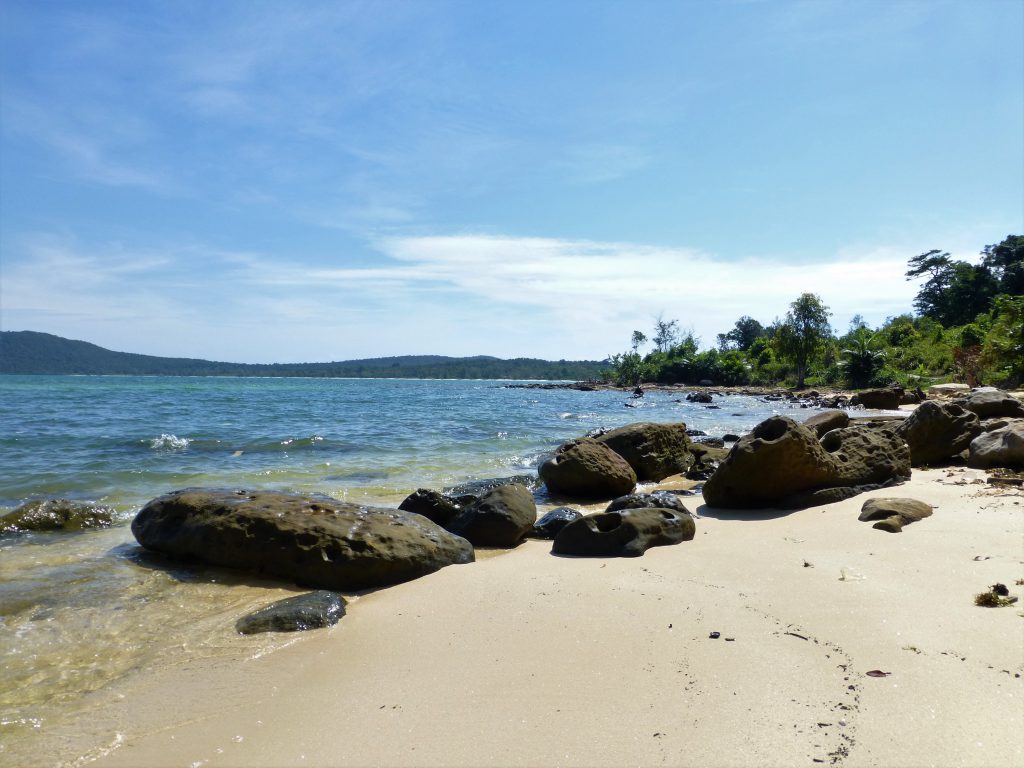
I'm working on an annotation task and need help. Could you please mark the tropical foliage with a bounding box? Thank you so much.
[604,234,1023,389]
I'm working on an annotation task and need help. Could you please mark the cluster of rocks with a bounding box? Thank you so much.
[894,388,1024,468]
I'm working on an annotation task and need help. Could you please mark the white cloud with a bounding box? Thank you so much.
[1,229,925,362]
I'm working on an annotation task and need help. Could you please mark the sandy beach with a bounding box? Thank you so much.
[57,466,1021,768]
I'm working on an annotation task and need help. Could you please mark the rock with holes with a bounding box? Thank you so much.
[235,590,347,634]
[894,400,982,466]
[447,483,537,547]
[551,507,695,557]
[132,488,474,591]
[539,438,637,499]
[593,422,695,481]
[702,416,910,509]
[858,497,933,533]
[531,507,582,539]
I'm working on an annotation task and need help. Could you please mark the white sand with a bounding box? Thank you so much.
[78,468,1024,767]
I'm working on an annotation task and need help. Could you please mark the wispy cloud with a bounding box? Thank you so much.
[560,143,651,184]
[1,96,169,190]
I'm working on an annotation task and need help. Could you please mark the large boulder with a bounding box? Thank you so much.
[804,410,850,437]
[235,591,347,634]
[447,484,537,547]
[398,489,463,528]
[593,422,694,481]
[821,425,911,486]
[967,422,1024,469]
[957,389,1024,419]
[539,438,637,499]
[852,387,903,410]
[551,508,695,557]
[1,499,115,534]
[894,401,982,466]
[132,488,474,591]
[702,416,910,509]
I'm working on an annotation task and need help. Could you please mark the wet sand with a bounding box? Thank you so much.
[70,467,1024,767]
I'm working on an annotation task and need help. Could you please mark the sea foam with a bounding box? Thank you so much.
[149,433,190,450]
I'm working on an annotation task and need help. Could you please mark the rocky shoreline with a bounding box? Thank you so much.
[9,385,1022,637]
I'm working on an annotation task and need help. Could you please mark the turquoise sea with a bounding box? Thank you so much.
[0,375,816,765]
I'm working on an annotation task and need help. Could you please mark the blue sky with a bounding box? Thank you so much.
[1,0,1021,362]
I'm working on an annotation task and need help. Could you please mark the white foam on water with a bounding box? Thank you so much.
[149,433,190,450]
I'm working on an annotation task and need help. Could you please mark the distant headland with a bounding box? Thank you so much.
[0,331,606,380]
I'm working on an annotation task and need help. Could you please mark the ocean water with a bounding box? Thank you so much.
[0,375,815,764]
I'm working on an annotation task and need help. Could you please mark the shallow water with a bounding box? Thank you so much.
[0,376,816,764]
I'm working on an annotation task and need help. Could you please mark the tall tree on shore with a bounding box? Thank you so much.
[905,249,998,326]
[774,293,833,389]
[652,315,680,353]
[716,315,765,351]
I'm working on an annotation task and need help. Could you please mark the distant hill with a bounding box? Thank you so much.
[0,331,607,380]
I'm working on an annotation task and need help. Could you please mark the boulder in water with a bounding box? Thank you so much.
[235,590,347,634]
[132,488,474,591]
[1,499,115,534]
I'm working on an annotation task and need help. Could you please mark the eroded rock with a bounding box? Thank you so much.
[447,483,537,547]
[531,507,582,539]
[551,508,695,557]
[702,417,910,509]
[968,422,1024,469]
[132,488,474,591]
[957,389,1024,419]
[606,492,692,517]
[539,438,637,499]
[804,410,850,437]
[858,497,933,533]
[593,422,694,481]
[894,400,982,466]
[398,489,462,528]
[1,499,115,534]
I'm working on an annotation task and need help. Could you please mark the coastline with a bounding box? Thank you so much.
[78,467,1023,768]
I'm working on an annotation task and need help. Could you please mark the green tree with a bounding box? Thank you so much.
[980,234,1024,296]
[716,316,765,351]
[774,293,833,388]
[839,327,885,388]
[652,316,680,353]
[906,249,998,326]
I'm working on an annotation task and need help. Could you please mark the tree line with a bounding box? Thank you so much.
[0,331,606,381]
[604,234,1023,390]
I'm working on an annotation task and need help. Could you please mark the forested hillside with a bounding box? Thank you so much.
[0,331,605,380]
